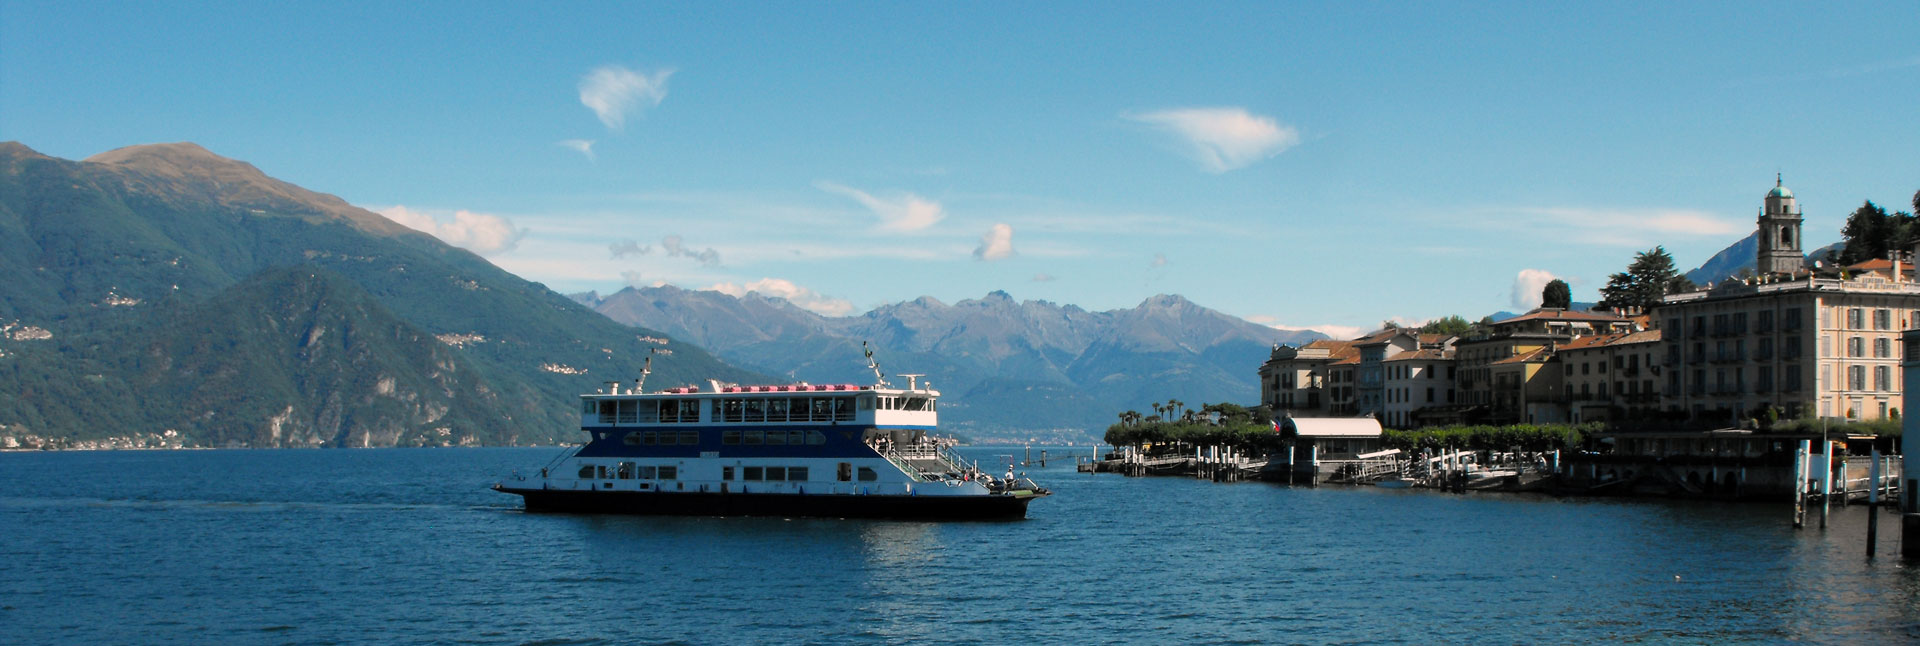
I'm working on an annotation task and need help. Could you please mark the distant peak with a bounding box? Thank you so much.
[0,141,54,161]
[1140,293,1193,308]
[84,142,250,171]
[985,289,1013,301]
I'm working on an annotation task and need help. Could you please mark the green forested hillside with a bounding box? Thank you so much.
[0,141,761,447]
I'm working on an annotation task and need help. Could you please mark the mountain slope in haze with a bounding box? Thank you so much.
[1681,231,1844,286]
[0,141,761,447]
[589,286,1326,441]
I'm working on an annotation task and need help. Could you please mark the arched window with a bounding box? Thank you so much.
[1780,226,1792,248]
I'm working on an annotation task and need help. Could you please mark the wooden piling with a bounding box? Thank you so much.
[1869,449,1881,559]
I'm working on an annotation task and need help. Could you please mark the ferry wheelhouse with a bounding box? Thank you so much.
[494,371,1048,520]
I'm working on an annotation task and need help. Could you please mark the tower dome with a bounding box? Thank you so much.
[1767,174,1793,199]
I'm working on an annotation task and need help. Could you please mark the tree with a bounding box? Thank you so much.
[1839,200,1894,265]
[1420,315,1473,336]
[1541,279,1571,309]
[1596,246,1688,312]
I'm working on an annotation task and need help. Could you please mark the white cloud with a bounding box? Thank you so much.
[1150,253,1168,268]
[816,181,946,232]
[1266,322,1368,341]
[1125,107,1300,173]
[609,239,650,259]
[973,223,1015,261]
[1511,268,1559,310]
[557,139,596,161]
[1032,273,1056,282]
[374,205,525,255]
[620,270,646,287]
[660,235,721,266]
[705,278,855,317]
[579,65,673,131]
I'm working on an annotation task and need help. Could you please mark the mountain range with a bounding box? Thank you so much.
[0,142,757,448]
[572,286,1326,442]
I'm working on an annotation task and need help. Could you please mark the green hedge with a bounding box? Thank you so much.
[1102,421,1286,452]
[1381,423,1601,452]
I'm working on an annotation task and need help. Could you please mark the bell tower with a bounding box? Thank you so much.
[1756,174,1803,275]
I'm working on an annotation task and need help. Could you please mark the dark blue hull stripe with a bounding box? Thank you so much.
[496,486,1034,520]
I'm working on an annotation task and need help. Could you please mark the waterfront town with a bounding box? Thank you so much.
[1097,179,1914,510]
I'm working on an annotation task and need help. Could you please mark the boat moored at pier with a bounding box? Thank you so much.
[493,357,1048,519]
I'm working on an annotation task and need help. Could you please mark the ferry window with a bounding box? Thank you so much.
[617,462,634,479]
[744,467,763,481]
[744,398,766,422]
[768,398,789,421]
[723,398,744,422]
[807,431,826,445]
[792,398,814,421]
[659,399,680,423]
[634,400,659,423]
[786,431,805,445]
[788,467,808,481]
[809,398,830,421]
[903,397,927,412]
[681,399,700,423]
[838,462,852,482]
[617,400,637,424]
[744,431,764,446]
[833,398,853,421]
[722,430,741,445]
[578,465,596,479]
[642,432,657,446]
[765,467,787,481]
[723,466,734,480]
[598,465,612,479]
[678,431,699,445]
[857,467,878,482]
[659,466,677,480]
[640,466,657,479]
[623,433,643,446]
[599,400,617,424]
[859,395,874,411]
[582,400,597,415]
[765,430,788,446]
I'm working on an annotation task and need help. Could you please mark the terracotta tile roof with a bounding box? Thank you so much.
[1491,347,1551,365]
[1385,348,1453,362]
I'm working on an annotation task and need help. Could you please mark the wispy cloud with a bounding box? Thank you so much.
[609,239,649,259]
[1032,273,1056,282]
[1150,253,1168,268]
[557,139,596,161]
[579,65,673,131]
[705,278,855,317]
[815,181,946,232]
[620,270,647,287]
[1124,107,1300,173]
[373,205,526,255]
[1511,268,1559,310]
[660,235,721,267]
[973,223,1015,261]
[1449,206,1741,247]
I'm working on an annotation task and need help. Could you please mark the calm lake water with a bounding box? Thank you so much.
[3,447,1918,645]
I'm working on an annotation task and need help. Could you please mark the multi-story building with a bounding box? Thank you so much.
[1656,179,1920,423]
[1353,328,1421,419]
[1382,336,1456,429]
[1454,309,1636,424]
[1258,339,1358,416]
[1556,330,1663,424]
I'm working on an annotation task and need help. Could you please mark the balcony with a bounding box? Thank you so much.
[1710,352,1746,364]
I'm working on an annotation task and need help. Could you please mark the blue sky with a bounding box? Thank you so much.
[4,2,1918,339]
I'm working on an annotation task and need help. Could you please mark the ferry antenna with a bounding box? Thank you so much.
[634,349,655,393]
[863,341,891,388]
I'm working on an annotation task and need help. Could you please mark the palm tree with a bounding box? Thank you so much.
[1167,399,1184,420]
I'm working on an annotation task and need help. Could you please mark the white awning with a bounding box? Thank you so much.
[1280,417,1384,438]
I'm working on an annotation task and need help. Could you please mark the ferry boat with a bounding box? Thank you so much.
[493,352,1049,520]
